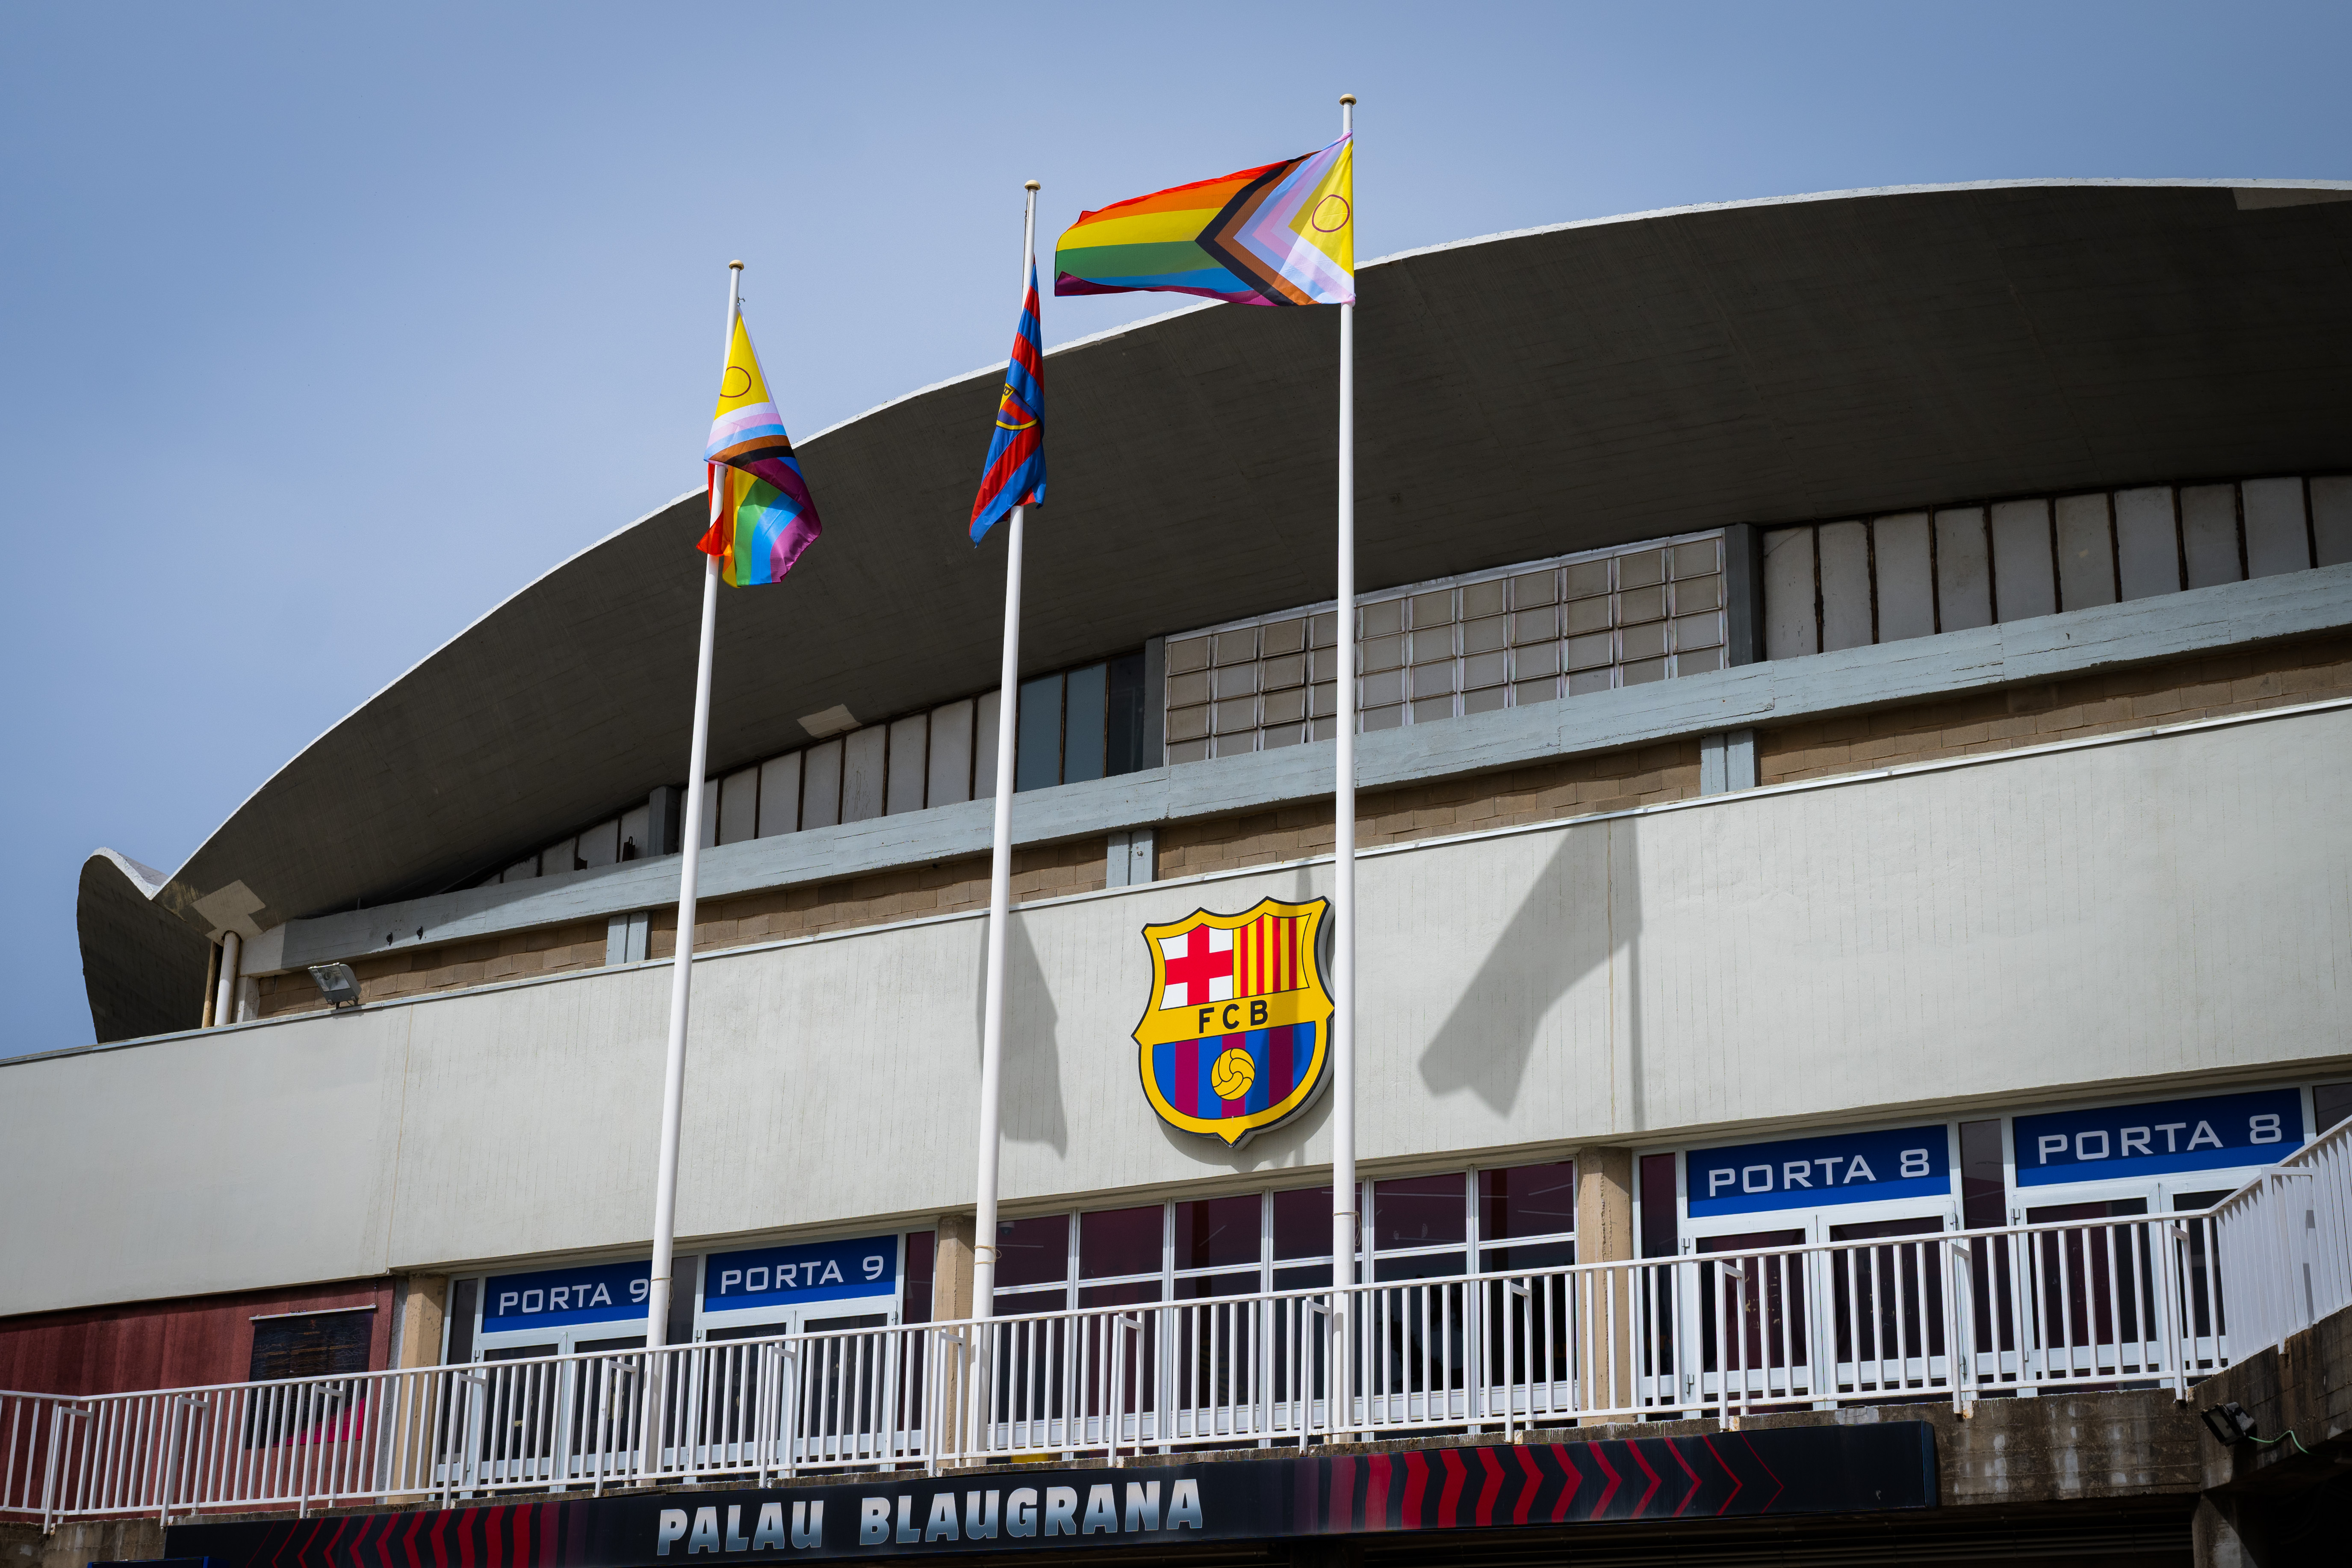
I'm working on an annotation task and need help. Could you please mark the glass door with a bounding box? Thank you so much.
[1819,1212,1949,1399]
[695,1237,903,1477]
[1683,1193,1958,1411]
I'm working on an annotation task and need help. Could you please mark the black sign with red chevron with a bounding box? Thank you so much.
[166,1424,1933,1565]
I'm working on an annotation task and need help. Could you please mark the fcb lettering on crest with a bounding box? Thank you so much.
[1132,898,1333,1146]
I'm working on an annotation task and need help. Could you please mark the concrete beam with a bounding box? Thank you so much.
[263,564,2352,974]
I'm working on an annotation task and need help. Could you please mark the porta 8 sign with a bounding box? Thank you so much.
[2013,1088,2302,1186]
[1688,1126,1950,1217]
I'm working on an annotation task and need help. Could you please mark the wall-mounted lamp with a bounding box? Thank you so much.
[2200,1401,2258,1446]
[307,963,362,1010]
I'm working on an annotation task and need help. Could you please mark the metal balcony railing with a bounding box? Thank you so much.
[2208,1117,2352,1361]
[12,1190,2322,1528]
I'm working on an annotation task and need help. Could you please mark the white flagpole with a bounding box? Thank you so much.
[972,182,1041,1329]
[1329,92,1359,1440]
[643,260,738,1390]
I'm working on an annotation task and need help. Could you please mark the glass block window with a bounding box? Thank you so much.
[1162,531,1727,764]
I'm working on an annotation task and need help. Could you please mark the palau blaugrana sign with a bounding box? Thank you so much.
[168,1423,1937,1565]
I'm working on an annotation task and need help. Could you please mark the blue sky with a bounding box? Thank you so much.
[3,1,2346,1053]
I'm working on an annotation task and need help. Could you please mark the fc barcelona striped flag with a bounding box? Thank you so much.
[969,259,1047,544]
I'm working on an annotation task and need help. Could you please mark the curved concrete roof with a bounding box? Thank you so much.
[96,177,2352,1036]
[79,850,213,1044]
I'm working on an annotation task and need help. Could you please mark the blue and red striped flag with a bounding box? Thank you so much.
[969,260,1047,543]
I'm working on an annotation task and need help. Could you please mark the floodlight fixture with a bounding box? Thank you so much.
[2199,1401,2258,1447]
[307,963,362,1010]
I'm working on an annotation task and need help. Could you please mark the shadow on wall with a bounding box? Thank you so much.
[1417,820,1636,1122]
[982,912,1069,1156]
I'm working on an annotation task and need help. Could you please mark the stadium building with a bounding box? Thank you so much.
[11,178,2352,1566]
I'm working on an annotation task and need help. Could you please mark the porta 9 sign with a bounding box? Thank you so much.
[705,1234,898,1311]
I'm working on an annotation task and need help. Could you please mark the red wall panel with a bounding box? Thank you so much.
[0,1280,395,1395]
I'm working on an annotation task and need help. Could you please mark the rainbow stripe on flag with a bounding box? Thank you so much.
[1054,134,1354,308]
[699,313,822,585]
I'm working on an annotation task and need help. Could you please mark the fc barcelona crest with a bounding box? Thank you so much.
[1132,897,1333,1147]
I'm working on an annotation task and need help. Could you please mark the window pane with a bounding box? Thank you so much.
[1639,1153,1679,1257]
[249,1312,372,1382]
[1175,1270,1262,1301]
[1063,662,1108,783]
[2316,1081,2352,1136]
[1374,1250,1465,1283]
[1481,1239,1575,1273]
[993,1214,1069,1289]
[1015,673,1062,792]
[1373,1173,1465,1249]
[1175,1194,1260,1272]
[1079,1279,1163,1309]
[1959,1119,2006,1230]
[1479,1160,1577,1240]
[1271,1187,1334,1260]
[2025,1198,2147,1223]
[994,1285,1062,1316]
[1827,1216,1941,1243]
[447,1278,478,1364]
[1273,1262,1331,1292]
[902,1231,935,1325]
[1696,1228,1802,1254]
[1079,1204,1162,1280]
[1106,653,1147,776]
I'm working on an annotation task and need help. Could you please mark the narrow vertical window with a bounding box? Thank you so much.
[1015,673,1064,792]
[1105,653,1147,775]
[1958,1119,2007,1230]
[1063,663,1109,784]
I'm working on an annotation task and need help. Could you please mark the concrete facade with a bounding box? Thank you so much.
[11,697,2347,1318]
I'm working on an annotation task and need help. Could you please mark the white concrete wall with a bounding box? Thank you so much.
[6,705,2348,1318]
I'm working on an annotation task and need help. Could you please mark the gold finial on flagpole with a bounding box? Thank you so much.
[1340,93,1356,104]
[728,260,744,270]
[1024,180,1040,192]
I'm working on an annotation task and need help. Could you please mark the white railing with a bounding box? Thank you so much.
[2,1208,2267,1526]
[0,1389,73,1522]
[2209,1117,2352,1360]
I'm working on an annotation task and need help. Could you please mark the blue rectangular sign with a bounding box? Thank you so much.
[482,1259,649,1333]
[1688,1125,1951,1217]
[705,1235,897,1313]
[2013,1089,2302,1187]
